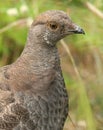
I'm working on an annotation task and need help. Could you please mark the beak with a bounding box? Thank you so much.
[68,24,85,35]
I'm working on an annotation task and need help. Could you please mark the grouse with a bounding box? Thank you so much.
[0,10,84,130]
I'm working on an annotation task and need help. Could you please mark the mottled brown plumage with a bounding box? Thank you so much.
[0,10,84,130]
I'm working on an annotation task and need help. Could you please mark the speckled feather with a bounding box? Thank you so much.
[0,10,84,130]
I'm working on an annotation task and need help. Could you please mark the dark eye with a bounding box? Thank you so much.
[48,22,59,30]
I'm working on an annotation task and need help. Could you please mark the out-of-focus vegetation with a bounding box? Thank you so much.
[0,0,103,130]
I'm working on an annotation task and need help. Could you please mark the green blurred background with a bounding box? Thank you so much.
[0,0,103,130]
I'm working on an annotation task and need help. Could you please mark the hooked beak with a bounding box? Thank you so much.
[68,24,85,35]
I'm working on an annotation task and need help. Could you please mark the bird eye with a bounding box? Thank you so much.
[48,22,58,30]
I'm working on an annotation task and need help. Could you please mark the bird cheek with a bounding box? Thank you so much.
[60,26,70,37]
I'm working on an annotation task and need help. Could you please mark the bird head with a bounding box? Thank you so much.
[31,10,85,46]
